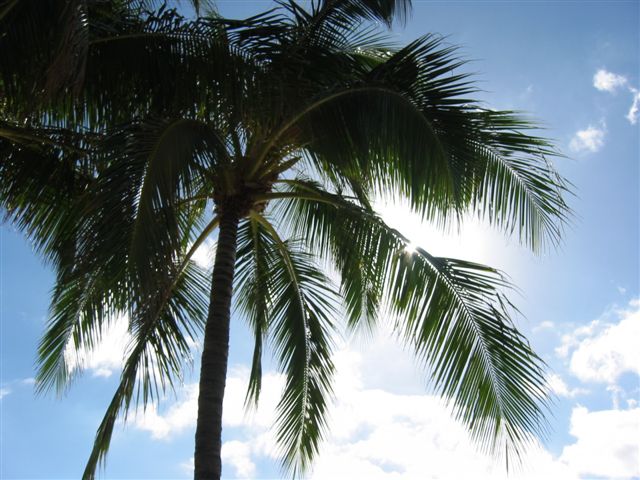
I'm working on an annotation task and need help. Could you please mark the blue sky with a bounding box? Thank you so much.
[1,1,639,479]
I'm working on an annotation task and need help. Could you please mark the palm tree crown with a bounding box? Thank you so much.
[0,1,570,478]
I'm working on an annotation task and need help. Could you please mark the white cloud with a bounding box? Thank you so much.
[533,320,554,332]
[223,366,285,430]
[308,388,577,480]
[161,341,578,480]
[132,366,285,439]
[304,348,578,480]
[555,319,599,358]
[143,312,636,480]
[133,383,199,439]
[64,315,131,379]
[566,300,640,384]
[626,88,640,125]
[592,69,640,125]
[180,443,257,479]
[546,373,587,399]
[593,69,628,92]
[191,239,216,270]
[560,406,640,479]
[180,456,194,475]
[221,441,256,478]
[569,124,606,154]
[0,378,37,399]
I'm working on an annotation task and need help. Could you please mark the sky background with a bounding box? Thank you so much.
[1,1,639,479]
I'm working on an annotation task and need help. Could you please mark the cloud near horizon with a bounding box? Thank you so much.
[131,320,639,480]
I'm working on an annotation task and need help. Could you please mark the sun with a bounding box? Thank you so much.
[404,243,418,254]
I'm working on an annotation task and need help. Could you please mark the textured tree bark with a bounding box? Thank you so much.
[194,211,239,480]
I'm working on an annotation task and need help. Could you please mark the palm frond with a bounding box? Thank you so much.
[234,217,278,407]
[250,213,338,477]
[2,4,247,129]
[36,260,125,393]
[0,121,98,279]
[80,7,237,126]
[312,0,412,26]
[467,110,572,251]
[270,178,383,332]
[292,85,455,221]
[275,179,550,462]
[108,118,222,286]
[19,115,216,393]
[258,34,569,249]
[82,257,209,479]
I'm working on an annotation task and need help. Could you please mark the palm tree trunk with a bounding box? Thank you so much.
[194,210,240,480]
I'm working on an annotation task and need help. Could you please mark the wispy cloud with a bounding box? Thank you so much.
[569,123,606,154]
[626,88,640,125]
[533,320,555,333]
[0,378,37,399]
[593,69,627,92]
[593,69,640,124]
[221,441,256,479]
[180,442,261,479]
[567,299,640,384]
[547,373,588,399]
[133,383,199,440]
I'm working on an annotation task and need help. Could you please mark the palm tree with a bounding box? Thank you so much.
[0,1,571,479]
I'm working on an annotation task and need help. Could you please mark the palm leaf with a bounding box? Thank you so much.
[82,256,209,480]
[256,34,569,249]
[275,180,550,463]
[248,213,338,477]
[234,217,278,407]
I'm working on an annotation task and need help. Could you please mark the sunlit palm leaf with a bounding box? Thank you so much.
[276,180,550,462]
[260,34,569,248]
[0,0,570,477]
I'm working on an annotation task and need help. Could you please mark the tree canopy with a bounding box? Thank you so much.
[0,1,570,478]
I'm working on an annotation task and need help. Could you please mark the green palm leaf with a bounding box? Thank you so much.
[243,213,338,476]
[82,258,209,479]
[258,34,570,249]
[0,1,571,477]
[234,217,278,407]
[276,179,550,462]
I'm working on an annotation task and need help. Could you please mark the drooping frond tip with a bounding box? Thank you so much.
[273,179,552,468]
